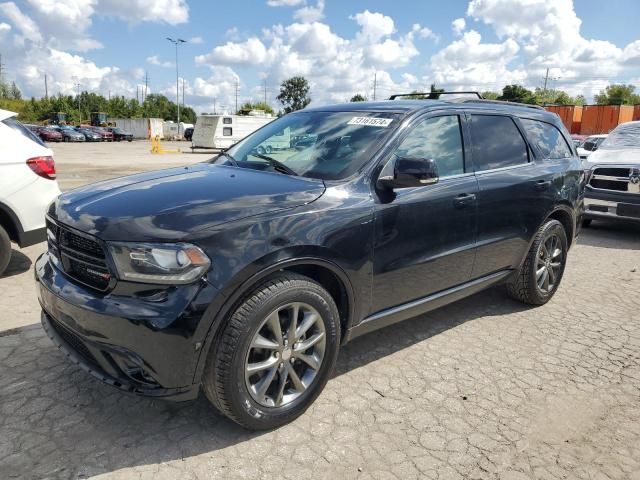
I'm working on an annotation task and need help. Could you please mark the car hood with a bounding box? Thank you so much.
[50,164,325,242]
[585,148,640,167]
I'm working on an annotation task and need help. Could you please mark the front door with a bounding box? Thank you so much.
[370,114,478,314]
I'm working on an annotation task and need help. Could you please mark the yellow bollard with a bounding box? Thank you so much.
[150,135,181,154]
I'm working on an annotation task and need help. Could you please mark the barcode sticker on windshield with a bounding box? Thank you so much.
[348,117,393,127]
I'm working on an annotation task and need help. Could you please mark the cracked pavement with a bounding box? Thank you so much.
[1,220,639,479]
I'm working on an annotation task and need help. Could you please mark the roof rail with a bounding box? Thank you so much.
[388,91,483,100]
[454,98,545,110]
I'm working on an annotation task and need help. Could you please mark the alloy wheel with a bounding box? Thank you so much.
[245,302,326,408]
[536,233,564,294]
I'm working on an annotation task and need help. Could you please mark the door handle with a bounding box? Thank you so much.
[534,180,551,191]
[453,193,476,208]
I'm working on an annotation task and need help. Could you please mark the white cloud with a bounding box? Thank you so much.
[351,10,395,43]
[293,0,324,23]
[452,18,466,36]
[412,23,439,42]
[267,0,304,6]
[146,55,174,68]
[0,21,10,32]
[189,36,204,44]
[0,2,43,43]
[429,30,524,89]
[195,11,433,107]
[99,0,188,25]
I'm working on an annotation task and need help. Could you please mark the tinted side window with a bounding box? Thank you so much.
[469,115,528,171]
[223,127,232,136]
[395,115,464,177]
[520,119,572,159]
[223,117,232,124]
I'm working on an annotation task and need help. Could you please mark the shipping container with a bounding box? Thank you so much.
[580,105,634,135]
[108,118,164,139]
[544,105,582,133]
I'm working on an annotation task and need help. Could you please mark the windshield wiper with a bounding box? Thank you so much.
[251,153,298,176]
[219,151,239,166]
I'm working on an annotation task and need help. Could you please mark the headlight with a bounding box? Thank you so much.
[108,242,210,284]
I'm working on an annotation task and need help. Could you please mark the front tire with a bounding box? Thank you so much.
[202,273,340,430]
[0,225,12,276]
[507,219,568,305]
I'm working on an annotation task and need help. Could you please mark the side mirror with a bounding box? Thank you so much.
[377,157,439,190]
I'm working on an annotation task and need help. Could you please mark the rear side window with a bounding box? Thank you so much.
[469,115,528,171]
[520,119,572,159]
[2,117,45,147]
[223,127,232,136]
[223,117,232,125]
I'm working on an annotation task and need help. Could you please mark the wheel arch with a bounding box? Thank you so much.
[192,255,356,384]
[0,201,23,244]
[546,204,576,248]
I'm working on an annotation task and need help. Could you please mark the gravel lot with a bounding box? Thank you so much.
[1,141,639,479]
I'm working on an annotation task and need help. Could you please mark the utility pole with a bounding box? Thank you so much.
[0,54,6,86]
[234,79,239,113]
[542,68,549,105]
[263,79,267,105]
[182,77,185,109]
[373,71,377,101]
[136,85,139,103]
[44,73,48,99]
[75,82,82,124]
[144,71,149,103]
[166,37,186,135]
[213,97,216,115]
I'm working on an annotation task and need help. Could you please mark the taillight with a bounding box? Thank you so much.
[27,156,56,180]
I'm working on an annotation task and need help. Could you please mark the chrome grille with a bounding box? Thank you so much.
[588,166,640,193]
[46,218,112,291]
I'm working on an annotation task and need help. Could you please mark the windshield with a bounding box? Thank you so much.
[220,110,400,180]
[600,122,640,150]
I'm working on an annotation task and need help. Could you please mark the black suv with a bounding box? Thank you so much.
[36,95,583,429]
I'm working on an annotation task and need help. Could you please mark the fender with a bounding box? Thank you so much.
[190,254,357,385]
[515,202,577,271]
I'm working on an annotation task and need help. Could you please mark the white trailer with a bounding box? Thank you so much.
[192,111,275,151]
[109,118,164,139]
[163,121,194,140]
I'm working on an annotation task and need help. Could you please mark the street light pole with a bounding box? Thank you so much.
[166,37,186,137]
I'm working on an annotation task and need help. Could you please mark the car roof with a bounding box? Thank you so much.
[301,98,557,121]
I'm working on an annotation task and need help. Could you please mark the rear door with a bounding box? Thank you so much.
[468,113,555,278]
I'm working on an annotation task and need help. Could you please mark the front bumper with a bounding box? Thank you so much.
[584,188,640,223]
[35,251,220,401]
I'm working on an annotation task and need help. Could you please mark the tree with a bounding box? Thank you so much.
[498,84,537,104]
[594,84,640,105]
[9,82,21,100]
[237,101,275,115]
[426,84,445,99]
[481,91,500,100]
[350,94,367,102]
[277,76,311,114]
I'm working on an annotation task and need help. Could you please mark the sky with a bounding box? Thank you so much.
[1,0,639,114]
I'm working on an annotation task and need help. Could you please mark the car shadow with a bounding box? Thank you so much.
[0,286,533,478]
[577,221,640,250]
[0,249,32,278]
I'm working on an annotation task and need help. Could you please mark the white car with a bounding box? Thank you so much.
[0,109,61,275]
[577,134,607,159]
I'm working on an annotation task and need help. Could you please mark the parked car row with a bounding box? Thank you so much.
[24,124,133,143]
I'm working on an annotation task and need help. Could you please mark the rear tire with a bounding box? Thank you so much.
[0,225,12,276]
[202,272,340,430]
[582,218,592,228]
[507,219,568,305]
